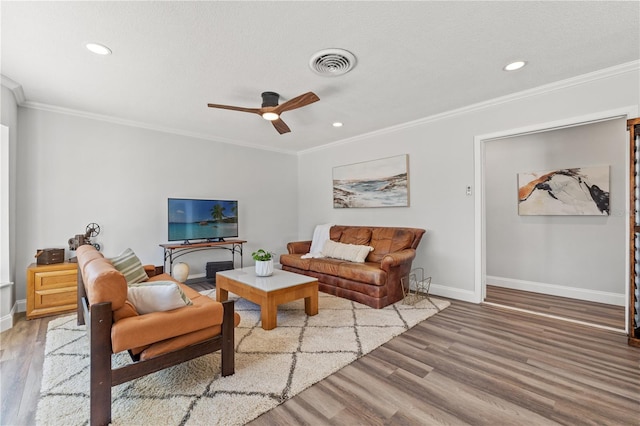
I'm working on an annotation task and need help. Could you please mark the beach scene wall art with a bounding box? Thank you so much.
[333,154,409,208]
[517,166,610,215]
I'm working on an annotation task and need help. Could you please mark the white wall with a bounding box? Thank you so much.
[485,118,626,304]
[1,85,18,330]
[14,108,299,303]
[8,64,640,310]
[297,65,639,302]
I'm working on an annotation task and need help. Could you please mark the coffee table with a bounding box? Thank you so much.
[216,266,319,330]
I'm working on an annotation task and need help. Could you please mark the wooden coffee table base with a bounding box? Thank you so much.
[216,274,318,330]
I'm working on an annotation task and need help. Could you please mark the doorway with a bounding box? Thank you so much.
[475,109,634,332]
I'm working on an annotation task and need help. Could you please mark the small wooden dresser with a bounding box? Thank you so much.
[26,262,77,319]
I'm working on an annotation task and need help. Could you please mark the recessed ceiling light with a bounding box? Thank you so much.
[503,61,526,71]
[332,122,343,127]
[86,42,112,55]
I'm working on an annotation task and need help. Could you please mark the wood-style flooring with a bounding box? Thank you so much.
[0,312,53,426]
[1,289,638,425]
[250,301,638,425]
[485,285,626,330]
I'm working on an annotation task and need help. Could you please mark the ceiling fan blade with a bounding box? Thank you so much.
[207,103,262,115]
[274,92,320,114]
[271,118,291,134]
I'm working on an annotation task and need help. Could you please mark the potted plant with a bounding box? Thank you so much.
[252,249,274,277]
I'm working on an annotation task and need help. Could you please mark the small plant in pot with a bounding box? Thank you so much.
[252,249,274,277]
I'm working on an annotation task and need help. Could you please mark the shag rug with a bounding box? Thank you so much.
[37,290,449,425]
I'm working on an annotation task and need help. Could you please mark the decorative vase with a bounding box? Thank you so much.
[255,259,273,277]
[172,262,190,282]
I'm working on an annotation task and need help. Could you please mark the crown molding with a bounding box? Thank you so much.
[6,59,639,156]
[19,101,297,155]
[0,75,26,105]
[299,60,640,155]
[2,74,296,154]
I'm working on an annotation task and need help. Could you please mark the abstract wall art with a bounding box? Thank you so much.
[333,154,409,208]
[517,166,610,215]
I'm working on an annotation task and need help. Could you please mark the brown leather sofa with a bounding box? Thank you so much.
[76,245,238,425]
[280,225,426,309]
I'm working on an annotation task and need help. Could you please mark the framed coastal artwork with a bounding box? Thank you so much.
[333,154,409,208]
[517,166,610,215]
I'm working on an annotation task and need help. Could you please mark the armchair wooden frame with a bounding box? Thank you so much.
[77,269,235,426]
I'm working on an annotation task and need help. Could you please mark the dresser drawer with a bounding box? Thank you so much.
[33,286,76,310]
[33,268,76,290]
[27,262,78,319]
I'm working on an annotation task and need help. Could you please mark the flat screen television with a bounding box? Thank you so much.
[168,198,238,243]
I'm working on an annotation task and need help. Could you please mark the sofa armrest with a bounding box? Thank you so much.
[380,249,417,271]
[287,240,312,254]
[144,265,157,278]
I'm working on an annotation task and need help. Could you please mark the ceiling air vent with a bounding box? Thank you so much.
[309,48,357,77]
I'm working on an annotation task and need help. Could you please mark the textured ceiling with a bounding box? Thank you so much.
[2,1,639,153]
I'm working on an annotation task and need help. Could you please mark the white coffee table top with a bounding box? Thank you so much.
[216,266,317,292]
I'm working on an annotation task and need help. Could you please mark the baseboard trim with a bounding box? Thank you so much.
[16,299,26,313]
[487,276,624,306]
[429,283,479,304]
[0,303,16,332]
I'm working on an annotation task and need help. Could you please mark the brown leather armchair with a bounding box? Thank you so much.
[76,245,238,426]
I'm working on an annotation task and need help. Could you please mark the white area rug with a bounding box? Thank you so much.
[37,291,449,425]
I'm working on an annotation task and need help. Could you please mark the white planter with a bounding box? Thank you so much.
[255,260,273,277]
[172,262,190,282]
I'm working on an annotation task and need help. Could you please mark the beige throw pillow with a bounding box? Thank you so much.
[321,239,373,263]
[127,281,193,315]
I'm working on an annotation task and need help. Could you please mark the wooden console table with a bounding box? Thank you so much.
[160,240,246,274]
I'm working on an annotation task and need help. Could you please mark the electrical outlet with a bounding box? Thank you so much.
[466,186,472,196]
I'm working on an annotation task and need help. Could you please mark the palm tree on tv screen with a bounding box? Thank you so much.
[210,204,225,222]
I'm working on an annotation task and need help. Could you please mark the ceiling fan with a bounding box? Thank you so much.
[207,91,320,134]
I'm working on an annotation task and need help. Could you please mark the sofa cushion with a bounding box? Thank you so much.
[110,248,148,285]
[110,291,223,353]
[83,257,128,311]
[279,253,311,271]
[139,311,241,361]
[127,281,193,315]
[113,301,139,322]
[309,258,343,277]
[367,228,414,263]
[339,228,372,245]
[76,245,105,275]
[329,227,343,241]
[338,262,387,286]
[321,239,373,263]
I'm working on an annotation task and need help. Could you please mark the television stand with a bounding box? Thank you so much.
[159,239,247,275]
[181,238,226,245]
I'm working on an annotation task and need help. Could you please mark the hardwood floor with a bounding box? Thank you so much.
[485,285,626,330]
[251,302,639,425]
[0,312,54,426]
[1,295,638,425]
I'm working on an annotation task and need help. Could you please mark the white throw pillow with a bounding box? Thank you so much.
[321,239,373,263]
[127,281,193,315]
